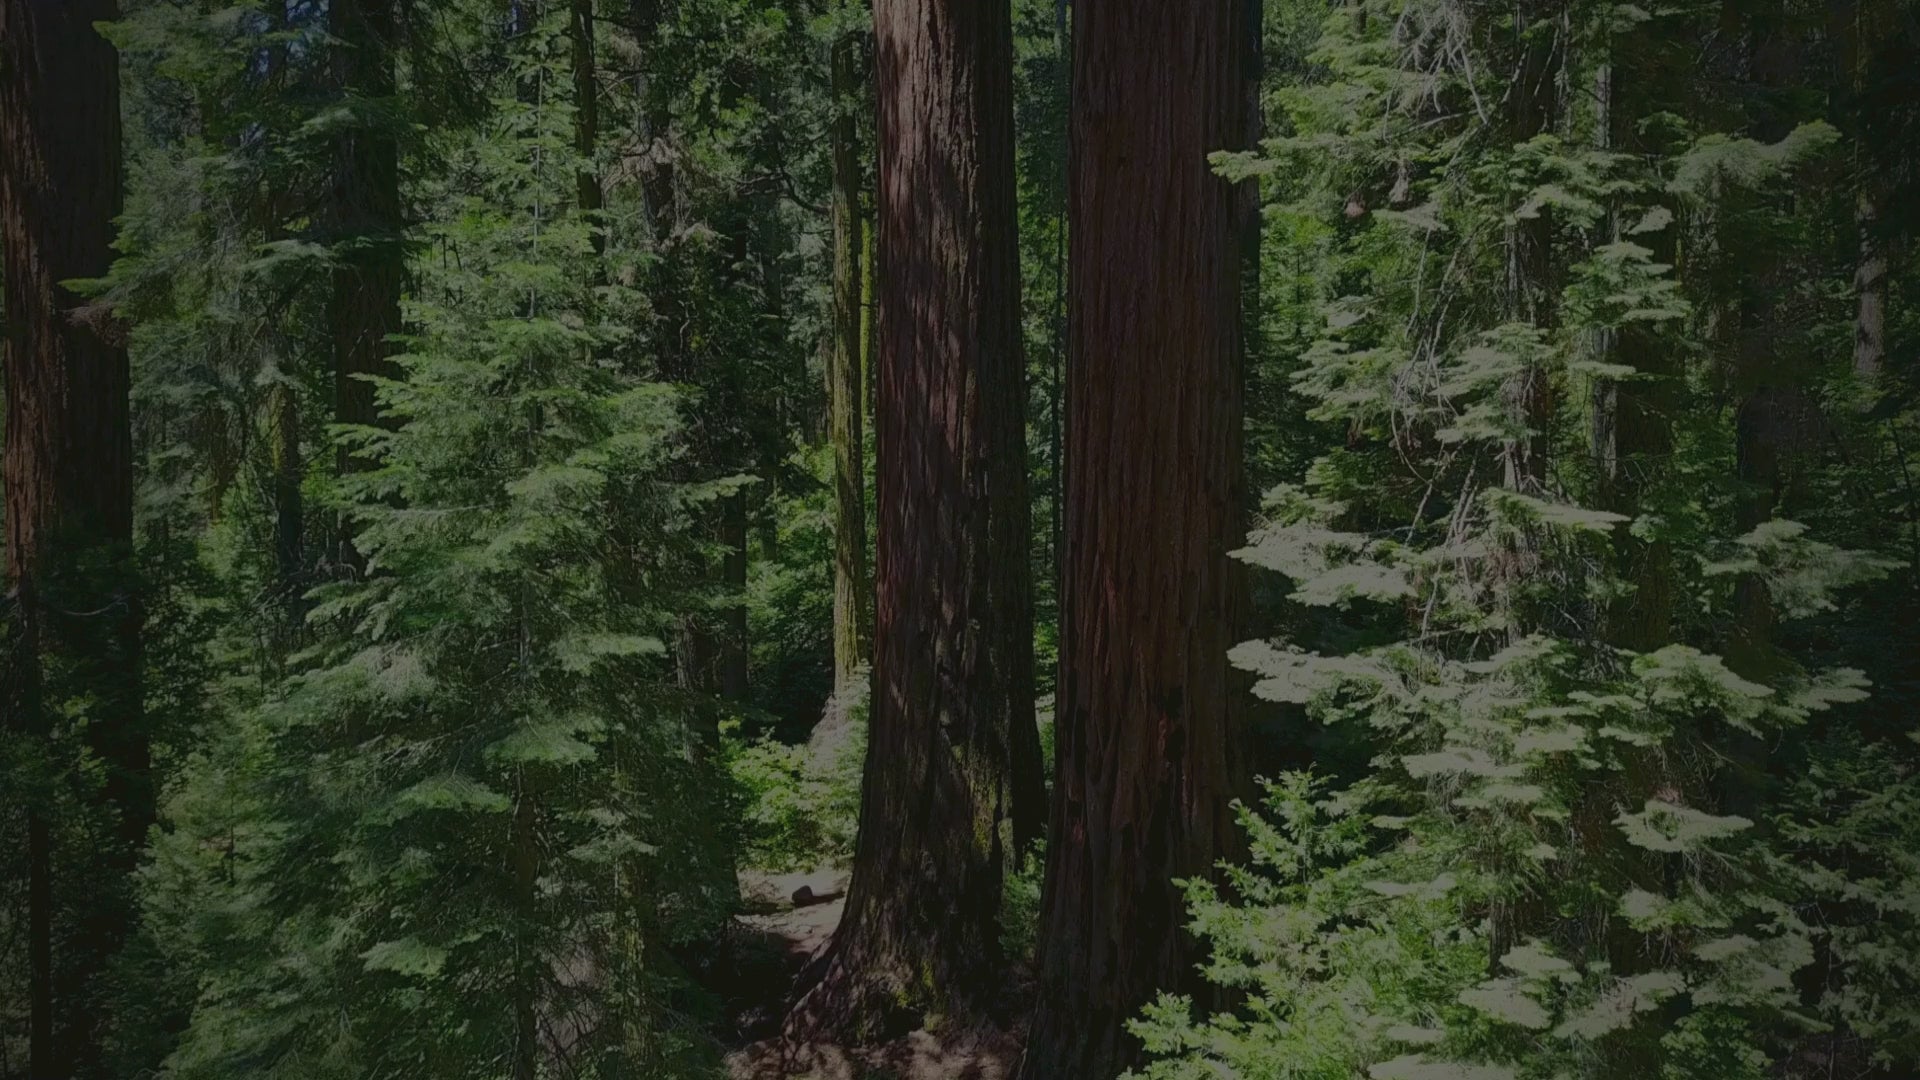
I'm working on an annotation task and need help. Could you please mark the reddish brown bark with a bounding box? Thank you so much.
[1018,3,1250,1077]
[785,0,1041,1040]
[1,2,145,1074]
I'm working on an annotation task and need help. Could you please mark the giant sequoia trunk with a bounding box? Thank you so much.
[327,0,403,520]
[828,27,872,689]
[1019,3,1250,1077]
[785,0,1041,1039]
[1,2,145,1074]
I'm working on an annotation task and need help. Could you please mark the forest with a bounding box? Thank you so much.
[3,0,1920,1077]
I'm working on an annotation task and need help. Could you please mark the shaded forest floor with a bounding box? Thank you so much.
[715,869,1024,1080]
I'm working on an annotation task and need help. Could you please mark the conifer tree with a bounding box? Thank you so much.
[1129,3,1917,1077]
[786,0,1041,1039]
[152,9,731,1075]
[826,7,872,689]
[1021,2,1253,1077]
[1,2,145,1074]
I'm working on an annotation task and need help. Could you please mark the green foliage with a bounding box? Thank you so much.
[122,6,738,1077]
[726,672,867,873]
[1134,0,1920,1077]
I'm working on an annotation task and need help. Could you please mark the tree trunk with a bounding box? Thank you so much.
[1,2,145,1075]
[1019,3,1250,1076]
[828,27,873,688]
[1501,0,1561,493]
[629,0,727,704]
[1836,0,1890,387]
[719,489,750,703]
[1853,188,1887,383]
[1591,26,1676,651]
[570,0,606,260]
[1720,0,1803,815]
[273,381,305,613]
[327,0,404,566]
[785,0,1040,1040]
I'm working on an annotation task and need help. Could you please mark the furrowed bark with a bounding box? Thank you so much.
[785,0,1040,1040]
[1,2,146,1074]
[1019,2,1251,1076]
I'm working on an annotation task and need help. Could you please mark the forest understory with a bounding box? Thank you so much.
[5,0,1920,1078]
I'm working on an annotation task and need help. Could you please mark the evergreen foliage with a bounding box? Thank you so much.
[3,0,1917,1075]
[1131,1,1920,1077]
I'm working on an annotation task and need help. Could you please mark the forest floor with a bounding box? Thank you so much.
[717,868,1024,1080]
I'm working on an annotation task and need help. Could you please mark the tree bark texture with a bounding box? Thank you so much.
[786,0,1042,1040]
[829,28,873,689]
[1019,3,1251,1077]
[1,2,145,1075]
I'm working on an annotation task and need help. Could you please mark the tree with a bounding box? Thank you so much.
[827,16,872,689]
[1020,2,1250,1076]
[1,1,145,1074]
[327,0,404,549]
[786,0,1042,1038]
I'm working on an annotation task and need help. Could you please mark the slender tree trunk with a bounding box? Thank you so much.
[1,3,145,1075]
[570,0,606,260]
[719,489,750,702]
[1019,3,1250,1076]
[629,0,727,703]
[263,0,305,630]
[828,27,873,688]
[510,786,540,1080]
[327,0,403,566]
[1591,25,1675,651]
[1853,188,1888,383]
[273,383,305,607]
[1720,0,1803,814]
[785,0,1040,1040]
[1836,0,1890,386]
[1501,0,1560,493]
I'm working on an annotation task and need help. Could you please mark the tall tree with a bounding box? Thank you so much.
[1,1,145,1074]
[786,0,1041,1037]
[827,21,872,689]
[327,0,404,545]
[1019,2,1250,1076]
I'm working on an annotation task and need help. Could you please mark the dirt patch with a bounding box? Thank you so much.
[727,1028,1022,1080]
[718,868,1026,1080]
